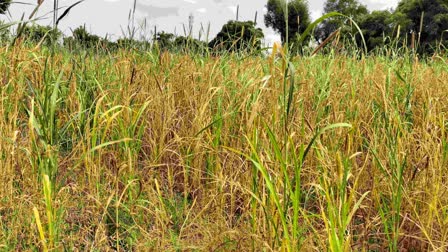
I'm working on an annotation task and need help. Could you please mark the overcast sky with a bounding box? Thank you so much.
[5,0,399,44]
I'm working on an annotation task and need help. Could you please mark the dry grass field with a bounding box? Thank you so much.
[0,45,447,251]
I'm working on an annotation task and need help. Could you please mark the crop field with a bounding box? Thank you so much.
[0,44,447,251]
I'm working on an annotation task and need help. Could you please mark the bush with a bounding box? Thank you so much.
[209,20,264,53]
[174,36,206,53]
[64,25,101,49]
[21,25,62,46]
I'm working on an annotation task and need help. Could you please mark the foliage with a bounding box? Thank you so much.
[208,20,264,53]
[393,0,448,53]
[63,25,101,49]
[358,10,394,51]
[21,24,62,46]
[316,0,368,41]
[155,32,176,51]
[264,0,310,44]
[0,0,10,15]
[116,38,151,51]
[174,36,206,52]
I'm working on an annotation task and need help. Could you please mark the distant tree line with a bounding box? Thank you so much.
[0,0,447,55]
[265,0,448,54]
[0,21,264,55]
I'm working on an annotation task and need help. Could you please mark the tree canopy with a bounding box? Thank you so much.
[316,0,368,41]
[63,25,101,49]
[264,0,310,44]
[21,25,62,46]
[358,10,393,51]
[155,32,176,50]
[174,36,206,52]
[209,20,264,53]
[393,0,448,53]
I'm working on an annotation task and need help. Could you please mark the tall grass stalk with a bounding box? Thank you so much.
[33,174,57,251]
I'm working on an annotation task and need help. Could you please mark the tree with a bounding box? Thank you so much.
[174,36,206,52]
[264,0,310,44]
[393,0,448,53]
[0,0,11,15]
[155,32,175,51]
[316,0,368,41]
[115,38,150,51]
[21,25,62,46]
[63,25,101,49]
[209,20,264,53]
[358,10,393,51]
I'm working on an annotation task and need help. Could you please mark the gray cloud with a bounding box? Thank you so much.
[136,3,179,18]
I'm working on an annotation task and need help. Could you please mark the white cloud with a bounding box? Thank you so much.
[362,0,399,10]
[265,33,281,46]
[227,5,237,15]
[183,0,197,4]
[310,9,323,21]
[196,8,207,13]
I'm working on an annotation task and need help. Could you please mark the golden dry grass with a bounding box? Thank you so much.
[0,45,447,251]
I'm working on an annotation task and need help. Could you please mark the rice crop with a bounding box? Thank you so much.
[0,44,447,251]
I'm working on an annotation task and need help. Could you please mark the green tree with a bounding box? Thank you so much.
[209,20,264,53]
[264,0,310,44]
[316,0,368,41]
[0,0,11,15]
[21,25,62,46]
[155,32,175,50]
[63,25,101,49]
[115,38,150,51]
[174,36,206,52]
[358,10,393,51]
[394,0,448,53]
